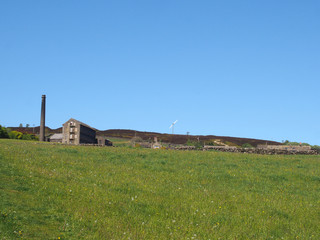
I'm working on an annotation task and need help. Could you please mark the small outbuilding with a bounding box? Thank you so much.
[49,133,63,143]
[151,137,162,149]
[96,135,113,146]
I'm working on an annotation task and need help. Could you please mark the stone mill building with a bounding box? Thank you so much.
[62,118,97,145]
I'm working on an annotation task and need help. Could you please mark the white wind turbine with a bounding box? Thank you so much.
[169,120,178,135]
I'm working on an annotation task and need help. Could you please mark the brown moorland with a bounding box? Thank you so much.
[9,126,280,147]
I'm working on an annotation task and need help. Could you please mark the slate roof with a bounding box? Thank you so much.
[66,118,97,131]
[50,133,63,140]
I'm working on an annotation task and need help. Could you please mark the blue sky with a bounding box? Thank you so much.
[1,1,319,145]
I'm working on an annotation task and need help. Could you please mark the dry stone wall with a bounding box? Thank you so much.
[171,145,318,155]
[202,146,318,155]
[132,142,318,155]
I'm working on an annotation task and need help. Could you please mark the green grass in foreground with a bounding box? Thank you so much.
[0,139,319,239]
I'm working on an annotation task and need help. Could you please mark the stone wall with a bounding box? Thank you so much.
[167,145,317,155]
[202,145,317,155]
[257,145,312,151]
[131,142,318,155]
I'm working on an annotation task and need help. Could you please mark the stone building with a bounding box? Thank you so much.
[49,133,63,143]
[62,118,112,146]
[62,118,97,145]
[151,137,162,149]
[96,135,113,146]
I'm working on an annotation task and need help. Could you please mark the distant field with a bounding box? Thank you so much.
[0,139,319,239]
[105,137,132,147]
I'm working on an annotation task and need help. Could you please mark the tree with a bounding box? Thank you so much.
[19,123,23,127]
[0,125,9,138]
[283,140,290,145]
[9,131,23,139]
[26,124,30,128]
[0,125,37,141]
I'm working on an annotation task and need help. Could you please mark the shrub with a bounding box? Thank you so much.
[22,134,38,141]
[242,143,254,148]
[9,131,23,139]
[0,126,38,141]
[0,125,9,138]
[186,140,203,149]
[311,145,320,153]
[283,140,310,146]
[134,143,142,148]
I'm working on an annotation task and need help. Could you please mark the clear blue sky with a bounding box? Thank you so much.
[1,1,319,145]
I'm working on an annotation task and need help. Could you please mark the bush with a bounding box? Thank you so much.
[283,140,310,146]
[186,140,203,149]
[0,125,38,141]
[311,145,320,154]
[0,125,9,138]
[134,143,142,148]
[9,131,23,139]
[22,134,38,141]
[242,143,254,148]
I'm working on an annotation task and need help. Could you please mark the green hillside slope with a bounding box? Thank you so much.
[0,140,319,239]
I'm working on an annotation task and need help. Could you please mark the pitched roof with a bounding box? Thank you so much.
[66,118,97,131]
[50,133,63,140]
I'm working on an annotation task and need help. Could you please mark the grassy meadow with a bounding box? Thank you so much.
[0,139,320,239]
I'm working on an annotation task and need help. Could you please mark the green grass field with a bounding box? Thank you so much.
[105,137,131,147]
[1,139,319,239]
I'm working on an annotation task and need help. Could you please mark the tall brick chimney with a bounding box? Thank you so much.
[40,95,46,141]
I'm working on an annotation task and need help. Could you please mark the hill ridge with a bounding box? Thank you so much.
[8,126,280,147]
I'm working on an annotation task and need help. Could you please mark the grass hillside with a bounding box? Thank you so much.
[1,140,319,239]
